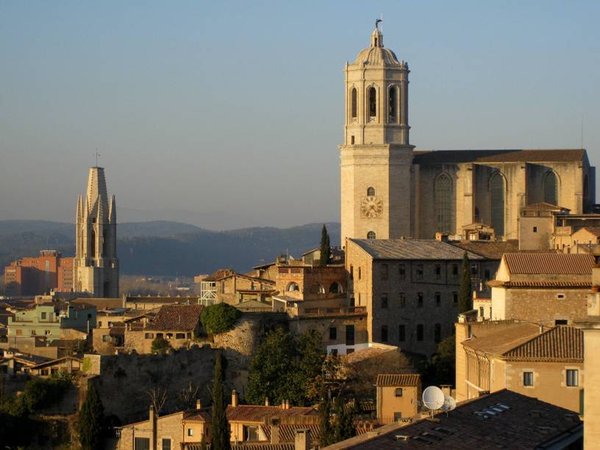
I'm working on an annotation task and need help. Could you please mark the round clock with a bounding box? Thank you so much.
[361,196,383,218]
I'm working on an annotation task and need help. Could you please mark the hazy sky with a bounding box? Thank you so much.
[1,1,599,230]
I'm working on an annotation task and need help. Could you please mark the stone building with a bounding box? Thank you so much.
[74,166,119,297]
[488,253,594,325]
[345,238,499,356]
[340,24,595,245]
[3,250,73,296]
[455,319,583,413]
[375,373,421,424]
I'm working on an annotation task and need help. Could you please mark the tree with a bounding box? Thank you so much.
[211,351,231,450]
[246,328,324,406]
[201,303,242,335]
[78,383,104,450]
[458,252,473,313]
[151,335,172,354]
[320,225,331,266]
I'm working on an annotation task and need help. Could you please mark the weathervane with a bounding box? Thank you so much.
[94,150,101,167]
[375,18,382,30]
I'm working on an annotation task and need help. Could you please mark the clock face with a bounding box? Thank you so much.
[361,196,383,218]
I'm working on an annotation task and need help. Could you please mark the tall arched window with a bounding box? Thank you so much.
[543,171,558,205]
[367,186,375,197]
[434,173,454,233]
[351,88,357,119]
[490,172,505,237]
[368,87,377,119]
[388,85,398,122]
[367,231,376,239]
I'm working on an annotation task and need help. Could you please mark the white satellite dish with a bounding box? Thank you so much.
[441,395,456,412]
[422,386,445,411]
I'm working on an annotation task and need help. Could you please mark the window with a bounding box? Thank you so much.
[434,323,442,343]
[452,292,458,305]
[434,173,454,233]
[435,264,441,279]
[346,325,355,346]
[399,293,406,308]
[416,324,424,342]
[398,325,406,342]
[244,425,259,441]
[381,293,388,309]
[367,186,375,196]
[452,264,458,276]
[381,264,388,280]
[395,387,403,397]
[329,282,341,294]
[351,88,358,118]
[358,267,362,280]
[523,371,534,387]
[381,325,388,342]
[416,264,424,280]
[367,231,376,240]
[16,329,22,336]
[533,226,538,233]
[490,172,506,237]
[543,171,558,206]
[351,135,355,144]
[41,312,47,320]
[555,319,568,326]
[393,412,403,422]
[471,264,478,276]
[417,293,423,308]
[388,85,398,121]
[175,333,185,339]
[566,369,579,387]
[556,293,566,300]
[368,86,377,118]
[144,333,154,339]
[435,292,441,307]
[399,264,406,280]
[329,327,337,340]
[135,438,150,450]
[162,439,171,450]
[287,282,299,292]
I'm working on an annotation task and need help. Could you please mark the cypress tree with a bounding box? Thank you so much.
[458,252,473,313]
[320,225,331,266]
[211,351,231,450]
[77,383,104,450]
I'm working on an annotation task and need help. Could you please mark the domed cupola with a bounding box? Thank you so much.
[354,24,403,67]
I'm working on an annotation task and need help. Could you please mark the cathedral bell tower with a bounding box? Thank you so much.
[340,23,414,245]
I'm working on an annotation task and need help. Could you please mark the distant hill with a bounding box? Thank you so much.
[0,220,340,276]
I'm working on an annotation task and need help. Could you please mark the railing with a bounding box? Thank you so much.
[299,306,366,317]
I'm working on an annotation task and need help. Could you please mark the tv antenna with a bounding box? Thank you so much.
[422,386,445,419]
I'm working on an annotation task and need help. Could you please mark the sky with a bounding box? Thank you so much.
[1,1,599,230]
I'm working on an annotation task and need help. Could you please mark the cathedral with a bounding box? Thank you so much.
[73,166,119,297]
[340,24,596,245]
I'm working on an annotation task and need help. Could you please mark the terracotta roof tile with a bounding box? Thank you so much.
[503,326,583,362]
[450,240,518,260]
[350,239,484,260]
[462,323,541,355]
[503,253,595,275]
[226,405,317,423]
[376,374,421,387]
[488,280,591,288]
[147,304,203,331]
[263,424,321,443]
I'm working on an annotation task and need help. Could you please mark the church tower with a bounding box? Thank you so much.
[73,167,119,297]
[340,23,414,245]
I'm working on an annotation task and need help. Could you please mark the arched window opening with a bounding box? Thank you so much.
[367,231,376,240]
[368,87,377,119]
[543,171,558,206]
[351,88,357,119]
[434,174,454,233]
[286,282,299,292]
[318,285,326,295]
[329,282,342,294]
[490,173,505,237]
[388,85,398,122]
[367,186,375,197]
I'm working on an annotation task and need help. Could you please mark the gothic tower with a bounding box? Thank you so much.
[340,23,414,245]
[74,167,119,297]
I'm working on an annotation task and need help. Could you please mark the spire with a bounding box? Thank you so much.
[76,195,83,221]
[109,195,116,224]
[371,19,383,48]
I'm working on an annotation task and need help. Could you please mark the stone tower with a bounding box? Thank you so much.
[74,167,119,297]
[340,23,414,245]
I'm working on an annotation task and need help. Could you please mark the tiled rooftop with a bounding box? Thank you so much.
[226,405,317,423]
[503,253,595,275]
[146,304,203,331]
[413,148,586,165]
[376,374,421,387]
[350,239,484,261]
[462,323,542,356]
[450,240,519,260]
[324,390,582,449]
[503,326,583,362]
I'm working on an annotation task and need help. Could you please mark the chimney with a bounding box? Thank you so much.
[270,418,280,444]
[149,405,157,450]
[294,429,311,450]
[265,397,270,406]
[196,399,202,410]
[231,389,239,407]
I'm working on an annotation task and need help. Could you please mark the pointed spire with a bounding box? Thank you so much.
[109,195,116,224]
[76,195,82,221]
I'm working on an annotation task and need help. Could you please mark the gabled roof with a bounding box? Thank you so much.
[503,253,595,275]
[462,323,542,356]
[226,405,317,423]
[503,326,583,362]
[450,240,519,260]
[146,304,203,331]
[376,373,421,387]
[349,239,484,260]
[262,423,321,444]
[413,148,587,165]
[323,390,582,449]
[573,226,600,237]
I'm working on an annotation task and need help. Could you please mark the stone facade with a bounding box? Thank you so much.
[375,374,421,424]
[340,27,595,245]
[74,166,119,297]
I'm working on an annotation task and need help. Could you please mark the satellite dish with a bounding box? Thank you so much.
[441,395,456,412]
[422,386,445,411]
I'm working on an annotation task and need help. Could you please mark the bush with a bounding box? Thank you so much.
[151,336,172,355]
[200,303,242,335]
